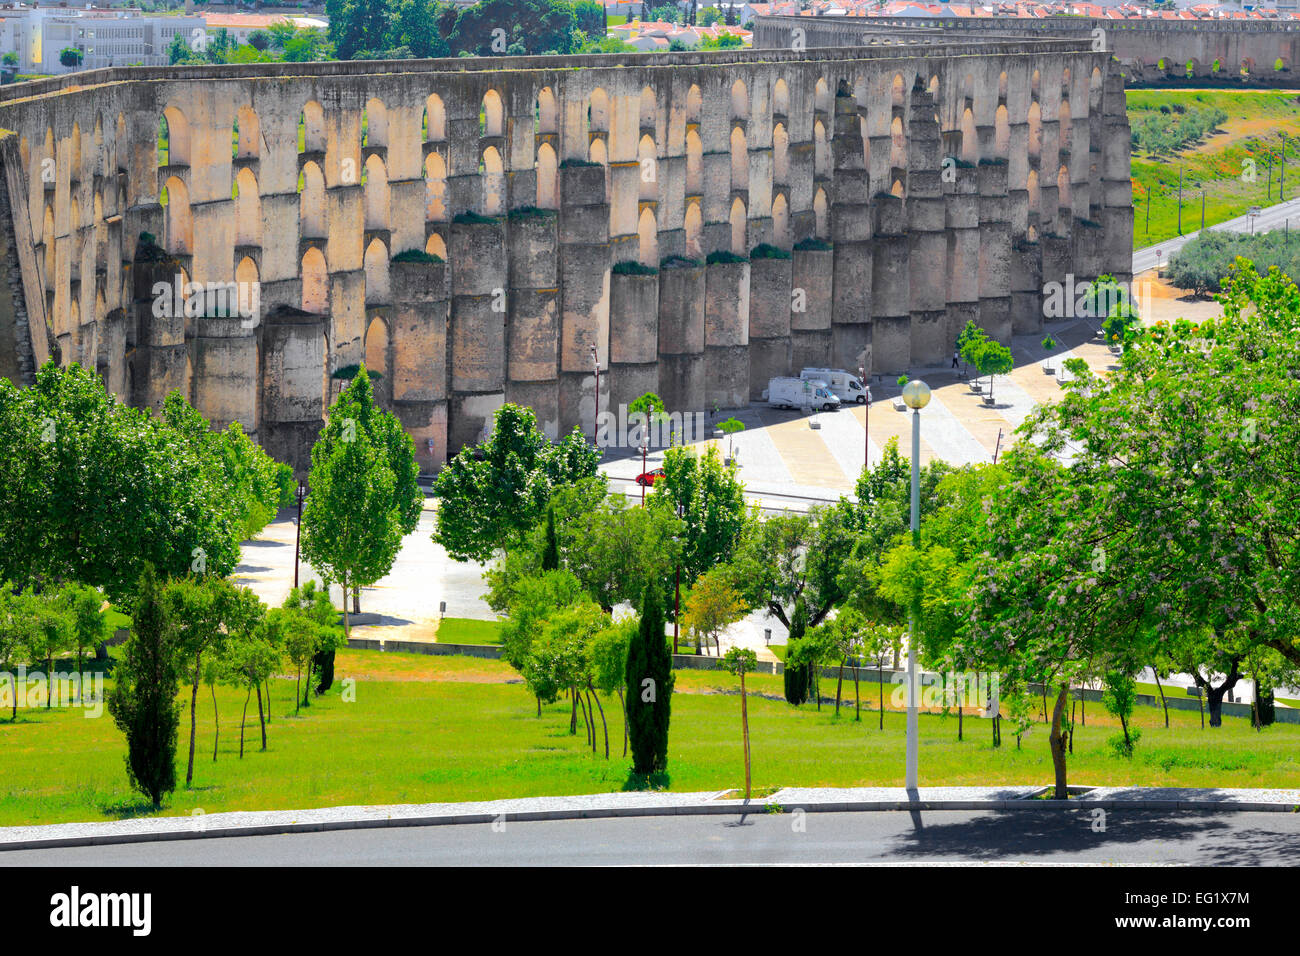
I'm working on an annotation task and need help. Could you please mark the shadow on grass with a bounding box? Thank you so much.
[622,770,670,792]
[97,796,166,820]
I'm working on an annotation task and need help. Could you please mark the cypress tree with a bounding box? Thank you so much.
[541,505,560,571]
[782,596,810,705]
[109,565,181,808]
[626,581,674,775]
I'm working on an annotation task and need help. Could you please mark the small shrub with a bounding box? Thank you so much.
[612,260,658,276]
[793,236,832,252]
[453,210,500,225]
[660,254,701,270]
[706,249,748,265]
[750,243,791,260]
[391,249,442,264]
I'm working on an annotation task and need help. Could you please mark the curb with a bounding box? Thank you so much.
[2,797,1297,853]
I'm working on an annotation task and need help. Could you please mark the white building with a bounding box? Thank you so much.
[0,6,206,73]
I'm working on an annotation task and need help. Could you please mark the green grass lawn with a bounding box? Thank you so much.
[1128,90,1300,250]
[434,617,501,645]
[1,649,1297,827]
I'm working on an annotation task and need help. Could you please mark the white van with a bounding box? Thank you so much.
[800,368,870,405]
[763,376,841,411]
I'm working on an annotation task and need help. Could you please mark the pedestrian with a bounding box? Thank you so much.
[951,349,959,369]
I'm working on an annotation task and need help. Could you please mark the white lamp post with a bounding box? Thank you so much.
[901,379,931,791]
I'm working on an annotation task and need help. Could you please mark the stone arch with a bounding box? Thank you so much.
[425,152,448,220]
[684,201,702,259]
[161,106,190,166]
[1027,168,1040,223]
[589,135,608,167]
[995,104,1010,158]
[814,187,828,238]
[814,78,831,115]
[1185,57,1201,79]
[482,89,505,138]
[773,78,790,117]
[234,166,261,247]
[1241,58,1255,79]
[1027,101,1042,168]
[813,119,829,178]
[162,176,192,255]
[891,114,908,171]
[588,88,610,134]
[300,101,326,152]
[638,134,657,202]
[480,146,504,216]
[999,71,1008,101]
[1031,69,1041,100]
[364,97,388,147]
[302,247,328,313]
[729,197,747,255]
[773,122,789,184]
[41,204,54,290]
[365,316,391,398]
[687,85,703,123]
[535,142,558,209]
[1057,164,1071,217]
[1059,99,1072,156]
[425,94,447,141]
[772,192,790,249]
[959,105,977,164]
[236,255,260,321]
[536,87,557,134]
[299,161,326,238]
[426,233,447,260]
[731,79,749,120]
[892,73,906,109]
[686,128,703,195]
[637,207,658,266]
[364,154,390,230]
[234,105,260,159]
[730,126,748,193]
[639,86,657,130]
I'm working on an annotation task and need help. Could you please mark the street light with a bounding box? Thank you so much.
[859,365,870,472]
[590,345,600,447]
[901,379,931,792]
[293,479,307,589]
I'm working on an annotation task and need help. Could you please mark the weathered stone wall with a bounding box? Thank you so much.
[0,37,1130,473]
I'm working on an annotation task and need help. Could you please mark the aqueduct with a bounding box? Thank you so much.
[0,30,1131,473]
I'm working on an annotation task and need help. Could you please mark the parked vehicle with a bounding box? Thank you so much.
[762,376,841,411]
[800,367,870,404]
[635,467,666,487]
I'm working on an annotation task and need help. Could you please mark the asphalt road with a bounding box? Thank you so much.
[1132,194,1300,274]
[5,809,1299,866]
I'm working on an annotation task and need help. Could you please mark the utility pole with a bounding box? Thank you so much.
[590,345,600,447]
[1177,165,1183,236]
[859,365,869,472]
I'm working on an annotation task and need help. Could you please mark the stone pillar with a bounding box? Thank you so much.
[130,255,185,414]
[871,194,910,375]
[704,256,750,410]
[190,315,256,434]
[747,250,793,399]
[790,239,833,372]
[1011,238,1043,335]
[907,90,948,366]
[608,266,660,419]
[506,208,560,439]
[945,163,980,357]
[830,90,872,375]
[260,305,328,477]
[449,216,506,452]
[657,257,705,415]
[557,162,610,437]
[1100,72,1134,286]
[391,258,449,471]
[978,160,1012,344]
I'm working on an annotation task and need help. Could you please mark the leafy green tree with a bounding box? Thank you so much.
[282,580,342,699]
[225,626,282,757]
[1101,670,1141,757]
[59,47,84,68]
[534,600,610,754]
[247,29,271,51]
[541,505,560,572]
[626,581,673,776]
[970,339,1014,402]
[25,595,71,709]
[782,596,809,705]
[60,583,107,692]
[109,566,181,808]
[326,0,393,59]
[449,0,577,56]
[0,363,243,602]
[434,403,599,562]
[554,493,683,613]
[700,32,742,49]
[591,617,635,756]
[680,566,745,657]
[0,585,29,720]
[164,574,235,788]
[721,646,758,798]
[646,443,747,583]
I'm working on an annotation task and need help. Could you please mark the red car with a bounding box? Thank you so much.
[635,467,666,487]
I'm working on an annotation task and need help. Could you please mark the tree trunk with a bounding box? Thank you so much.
[740,671,751,800]
[958,702,963,741]
[211,684,219,762]
[256,682,267,751]
[341,574,351,641]
[878,658,885,730]
[1048,684,1070,799]
[835,659,844,716]
[536,694,542,717]
[186,652,201,787]
[352,585,360,615]
[1154,672,1169,728]
[853,664,860,722]
[617,687,628,757]
[264,680,272,723]
[569,689,578,734]
[239,688,251,759]
[589,685,609,759]
[294,667,301,715]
